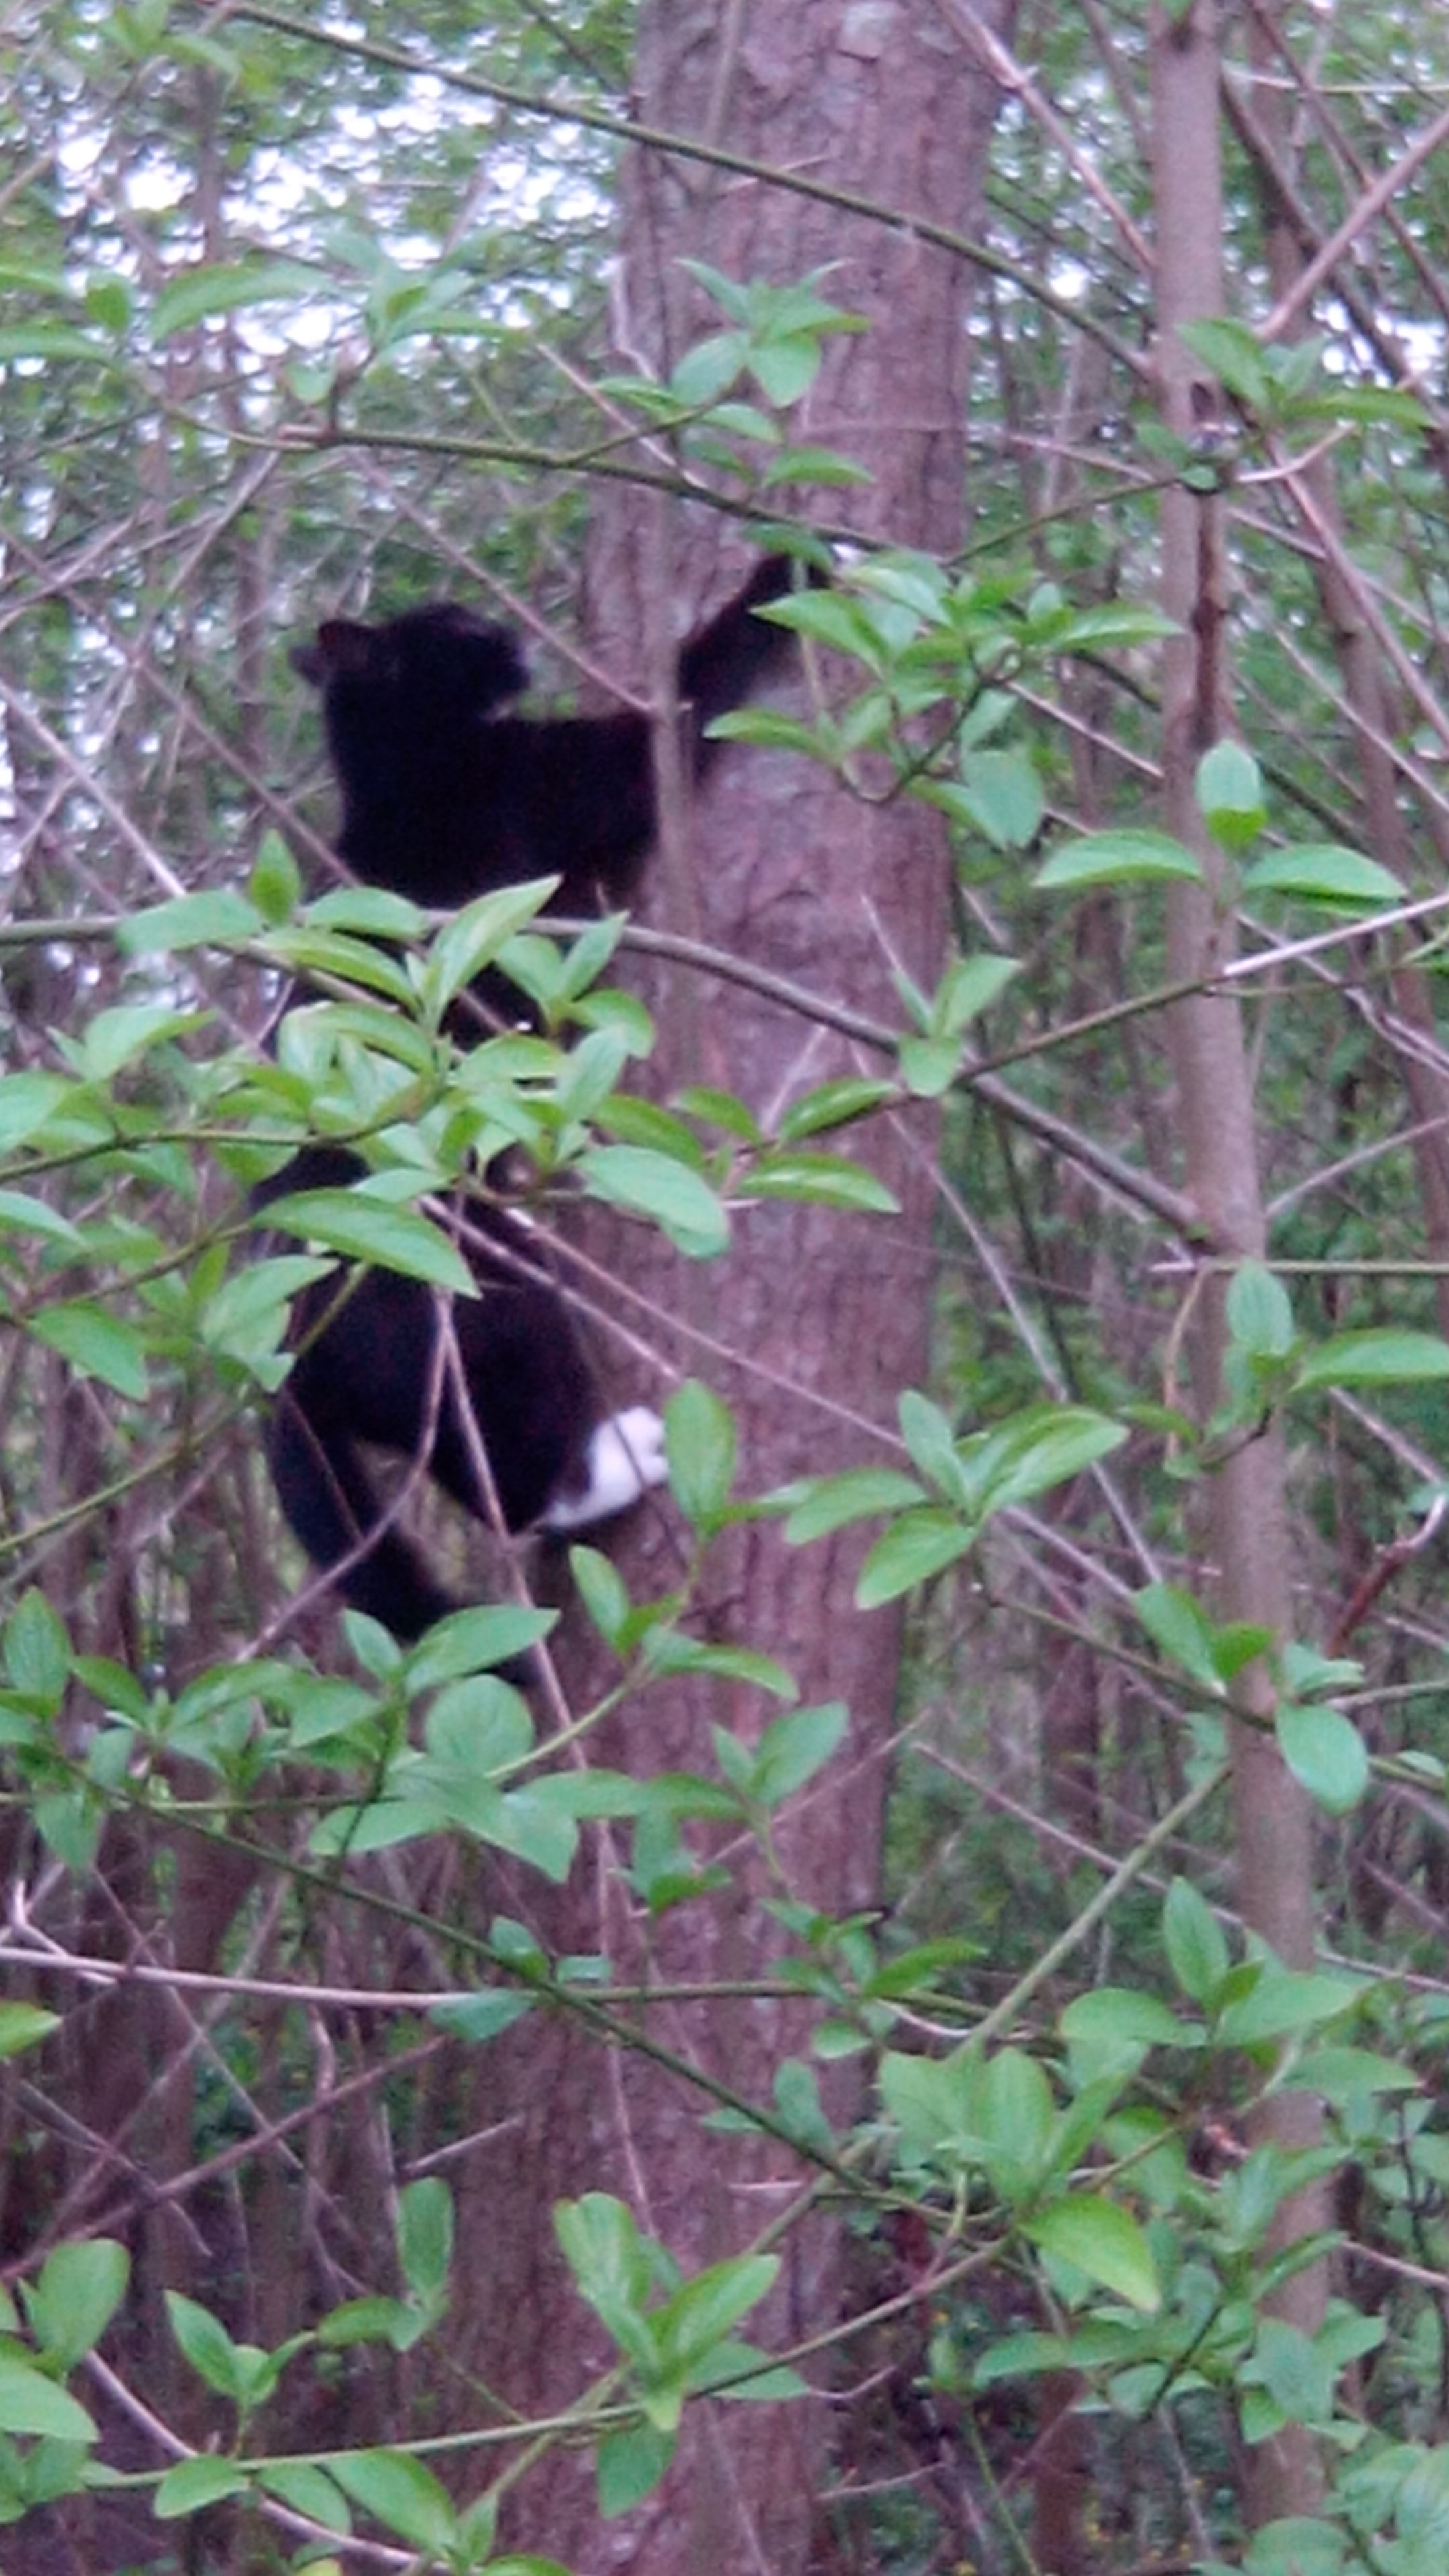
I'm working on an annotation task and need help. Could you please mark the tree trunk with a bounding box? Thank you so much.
[450,7,1016,2569]
[1151,0,1326,2528]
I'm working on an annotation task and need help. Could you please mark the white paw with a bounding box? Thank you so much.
[541,1406,668,1532]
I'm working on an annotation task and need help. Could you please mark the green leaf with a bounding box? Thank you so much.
[1133,1582,1227,1695]
[0,2003,60,2058]
[1163,1878,1230,2004]
[27,2241,129,2370]
[1178,315,1273,410]
[4,1590,70,1707]
[970,1405,1126,1511]
[0,1189,92,1252]
[117,888,261,954]
[429,1990,534,2043]
[1035,830,1204,890]
[1227,1260,1297,1358]
[80,1002,209,1079]
[898,1389,967,1496]
[256,1188,475,1294]
[1059,1988,1186,2055]
[747,1703,848,1807]
[1028,2195,1160,2311]
[935,951,1022,1034]
[403,1606,554,1690]
[1031,839,1201,902]
[30,1303,149,1399]
[1276,1704,1370,1816]
[328,2449,458,2553]
[555,2194,655,2334]
[421,878,559,1017]
[249,830,301,924]
[775,1076,894,1143]
[597,2421,676,2517]
[879,2047,979,2163]
[980,2047,1055,2200]
[396,2178,452,2308]
[955,748,1044,850]
[484,2558,576,2576]
[165,2292,243,2400]
[154,2457,250,2517]
[1217,1967,1359,2047]
[0,322,114,364]
[778,1467,926,1542]
[645,1631,798,1699]
[898,1034,963,1097]
[568,1544,631,1648]
[1241,844,1404,906]
[745,1151,898,1214]
[665,1381,736,1525]
[1241,2518,1348,2576]
[1294,1329,1449,1389]
[1196,740,1266,851]
[578,1146,729,1258]
[674,1084,761,1142]
[259,2461,352,2532]
[0,2360,97,2444]
[0,1072,72,1152]
[656,2256,779,2373]
[1250,2318,1335,2424]
[152,256,326,338]
[856,1509,973,1608]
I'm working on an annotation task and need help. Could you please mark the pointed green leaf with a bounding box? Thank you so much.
[1242,845,1403,906]
[597,2421,676,2517]
[256,1189,475,1294]
[0,2003,60,2058]
[117,888,262,954]
[5,1589,70,1706]
[166,2292,243,2399]
[1276,1704,1370,1817]
[1028,2195,1160,2311]
[856,1511,973,1607]
[1295,1329,1449,1389]
[665,1381,737,1525]
[779,1467,927,1542]
[155,2457,250,2517]
[0,2360,97,2443]
[30,1303,149,1399]
[328,2449,458,2553]
[1035,830,1203,890]
[28,2240,129,2369]
[1163,1878,1230,2004]
[152,256,325,338]
[578,1146,729,1258]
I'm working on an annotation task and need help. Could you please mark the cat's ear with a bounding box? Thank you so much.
[290,619,376,687]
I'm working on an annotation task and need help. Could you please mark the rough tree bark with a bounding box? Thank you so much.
[449,7,1016,2570]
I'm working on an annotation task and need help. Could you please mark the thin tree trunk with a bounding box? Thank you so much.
[1151,0,1326,2528]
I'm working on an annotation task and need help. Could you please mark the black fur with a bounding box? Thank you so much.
[265,557,804,1637]
[258,1148,632,1641]
[290,554,805,910]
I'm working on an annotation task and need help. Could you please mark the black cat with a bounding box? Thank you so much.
[266,553,804,1638]
[258,1148,665,1642]
[290,552,806,912]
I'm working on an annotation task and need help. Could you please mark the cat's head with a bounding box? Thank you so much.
[292,600,529,716]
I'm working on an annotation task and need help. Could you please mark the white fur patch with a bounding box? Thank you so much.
[541,1405,668,1532]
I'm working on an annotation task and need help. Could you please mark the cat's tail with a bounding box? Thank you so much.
[679,552,820,767]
